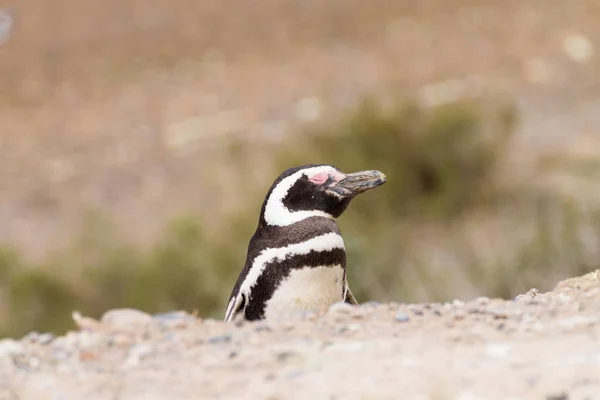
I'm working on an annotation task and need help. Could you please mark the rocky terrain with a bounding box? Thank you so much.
[1,270,599,400]
[2,2,600,398]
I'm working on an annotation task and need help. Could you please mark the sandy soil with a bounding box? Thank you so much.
[1,270,599,400]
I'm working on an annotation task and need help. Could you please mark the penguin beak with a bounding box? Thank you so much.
[330,170,387,197]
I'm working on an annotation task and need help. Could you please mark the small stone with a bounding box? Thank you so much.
[208,334,232,344]
[22,332,54,345]
[546,392,569,400]
[484,342,511,358]
[79,350,99,362]
[254,323,272,333]
[408,306,424,316]
[361,301,381,310]
[153,311,196,329]
[265,373,276,381]
[153,311,192,322]
[452,299,465,308]
[276,351,297,362]
[338,324,362,333]
[328,302,356,315]
[324,341,364,353]
[475,297,490,306]
[454,310,467,320]
[286,369,305,379]
[15,355,40,370]
[555,316,596,330]
[101,308,153,329]
[395,311,410,323]
[557,293,572,303]
[515,288,541,302]
[124,343,154,366]
[488,308,510,319]
[0,339,24,357]
[52,348,71,361]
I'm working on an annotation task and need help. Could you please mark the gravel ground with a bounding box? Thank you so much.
[1,270,599,400]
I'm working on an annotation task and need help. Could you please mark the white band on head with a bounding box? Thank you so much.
[263,165,340,227]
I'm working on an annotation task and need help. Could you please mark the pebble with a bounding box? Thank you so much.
[153,311,194,323]
[254,323,272,333]
[12,354,41,371]
[276,351,297,362]
[51,348,71,361]
[153,311,197,329]
[324,341,364,353]
[286,369,306,379]
[22,332,54,345]
[124,343,154,366]
[515,288,541,302]
[328,302,357,315]
[408,306,424,316]
[0,339,24,357]
[475,297,490,306]
[395,311,410,323]
[208,334,232,345]
[101,308,153,329]
[555,316,597,330]
[466,304,483,314]
[487,308,510,319]
[454,310,467,320]
[361,301,381,309]
[546,392,569,400]
[484,342,512,358]
[337,324,362,334]
[452,299,465,308]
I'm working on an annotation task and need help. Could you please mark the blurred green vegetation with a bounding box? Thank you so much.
[1,96,598,338]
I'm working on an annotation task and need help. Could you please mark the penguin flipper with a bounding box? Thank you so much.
[224,292,247,322]
[344,284,359,306]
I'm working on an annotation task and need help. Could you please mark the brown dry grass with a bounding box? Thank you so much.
[3,0,600,255]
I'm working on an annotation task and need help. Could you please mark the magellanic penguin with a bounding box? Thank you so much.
[224,164,386,322]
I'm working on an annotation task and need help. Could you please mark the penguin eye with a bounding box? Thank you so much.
[308,172,331,185]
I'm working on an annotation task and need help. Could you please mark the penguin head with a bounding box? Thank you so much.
[259,164,386,227]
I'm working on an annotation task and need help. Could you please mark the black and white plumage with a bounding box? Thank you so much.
[224,164,386,322]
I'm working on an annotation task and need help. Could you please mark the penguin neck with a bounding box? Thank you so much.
[250,216,344,255]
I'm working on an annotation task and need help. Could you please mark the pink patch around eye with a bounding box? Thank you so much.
[309,171,345,185]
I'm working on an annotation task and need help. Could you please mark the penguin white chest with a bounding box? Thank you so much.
[264,265,345,320]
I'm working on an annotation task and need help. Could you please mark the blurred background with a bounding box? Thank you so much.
[1,0,600,337]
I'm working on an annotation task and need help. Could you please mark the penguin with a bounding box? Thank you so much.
[224,164,386,322]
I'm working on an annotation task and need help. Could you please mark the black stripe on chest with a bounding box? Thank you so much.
[243,247,346,320]
[227,217,343,305]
